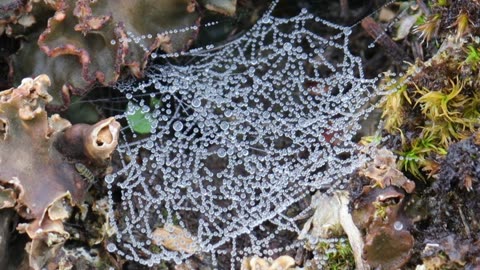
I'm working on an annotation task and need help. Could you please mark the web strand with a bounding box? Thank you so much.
[104,3,383,268]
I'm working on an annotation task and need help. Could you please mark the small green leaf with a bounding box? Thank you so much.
[127,102,153,134]
[150,97,162,108]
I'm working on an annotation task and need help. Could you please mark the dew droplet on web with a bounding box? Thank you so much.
[217,148,227,158]
[107,243,116,252]
[172,121,183,131]
[192,98,201,108]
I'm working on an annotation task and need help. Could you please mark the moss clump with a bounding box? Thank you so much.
[315,238,355,270]
[380,37,480,180]
[414,0,480,42]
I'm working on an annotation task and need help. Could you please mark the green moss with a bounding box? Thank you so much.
[380,72,412,133]
[463,45,480,70]
[436,0,449,7]
[316,238,355,270]
[380,38,480,180]
[150,244,162,254]
[372,201,389,220]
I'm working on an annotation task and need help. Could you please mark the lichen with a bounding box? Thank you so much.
[11,0,231,109]
[0,0,35,36]
[350,149,416,269]
[0,74,120,269]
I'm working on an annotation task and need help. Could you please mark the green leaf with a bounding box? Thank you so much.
[150,97,161,107]
[126,102,153,134]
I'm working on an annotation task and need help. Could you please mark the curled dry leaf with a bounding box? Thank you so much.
[299,191,367,270]
[394,12,421,41]
[152,224,198,254]
[201,0,237,16]
[241,255,295,270]
[299,191,344,239]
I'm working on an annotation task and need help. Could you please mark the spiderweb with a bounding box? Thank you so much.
[104,2,381,268]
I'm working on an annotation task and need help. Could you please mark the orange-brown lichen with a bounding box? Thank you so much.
[352,150,417,269]
[11,0,218,109]
[0,0,35,36]
[352,185,415,269]
[0,75,85,221]
[360,149,415,193]
[363,225,414,269]
[0,74,120,269]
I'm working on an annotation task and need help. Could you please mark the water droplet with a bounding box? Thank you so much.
[394,221,403,231]
[173,121,183,131]
[262,17,271,24]
[107,243,116,252]
[110,39,116,45]
[217,148,227,158]
[220,122,229,131]
[192,98,201,108]
[146,141,154,149]
[141,105,150,113]
[105,175,114,184]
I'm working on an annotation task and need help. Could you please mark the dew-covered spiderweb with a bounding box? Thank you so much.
[104,1,382,268]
